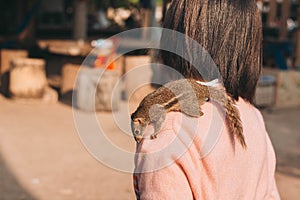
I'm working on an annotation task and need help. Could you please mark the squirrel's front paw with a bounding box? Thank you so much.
[150,133,158,140]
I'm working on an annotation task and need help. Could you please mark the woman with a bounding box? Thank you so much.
[133,0,280,199]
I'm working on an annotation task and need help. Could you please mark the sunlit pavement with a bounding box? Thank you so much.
[0,94,299,200]
[262,107,300,200]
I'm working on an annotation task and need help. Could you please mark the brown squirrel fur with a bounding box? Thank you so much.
[131,79,246,148]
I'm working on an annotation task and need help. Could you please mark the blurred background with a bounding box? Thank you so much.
[0,0,299,199]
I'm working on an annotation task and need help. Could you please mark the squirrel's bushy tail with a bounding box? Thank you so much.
[210,88,246,148]
[224,96,246,148]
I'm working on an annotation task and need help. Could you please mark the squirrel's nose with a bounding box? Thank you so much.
[134,134,143,143]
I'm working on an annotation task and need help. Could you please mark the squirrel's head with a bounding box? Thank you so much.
[131,117,147,143]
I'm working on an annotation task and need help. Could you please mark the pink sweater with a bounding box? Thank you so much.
[133,98,280,199]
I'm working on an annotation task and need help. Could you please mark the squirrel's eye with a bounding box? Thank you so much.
[134,130,140,135]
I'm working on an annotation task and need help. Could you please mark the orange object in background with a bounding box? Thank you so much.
[107,60,115,70]
[94,55,108,68]
[94,53,115,70]
[92,38,118,70]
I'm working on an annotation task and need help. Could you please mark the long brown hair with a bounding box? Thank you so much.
[159,0,262,103]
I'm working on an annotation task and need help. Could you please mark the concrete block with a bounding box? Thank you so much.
[263,68,300,108]
[61,64,81,95]
[10,58,47,98]
[42,86,59,104]
[124,55,153,103]
[0,49,28,75]
[76,68,120,112]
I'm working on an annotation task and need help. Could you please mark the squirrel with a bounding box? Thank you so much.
[131,79,246,148]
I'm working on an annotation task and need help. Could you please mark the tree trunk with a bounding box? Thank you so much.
[140,0,157,39]
[296,7,300,68]
[73,0,87,40]
[279,0,291,40]
[267,0,277,27]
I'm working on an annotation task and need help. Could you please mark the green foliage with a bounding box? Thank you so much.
[91,0,163,8]
[129,0,139,4]
[156,0,163,6]
[91,0,140,9]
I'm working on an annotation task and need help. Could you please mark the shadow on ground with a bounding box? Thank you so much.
[262,107,300,179]
[276,152,300,179]
[0,152,36,200]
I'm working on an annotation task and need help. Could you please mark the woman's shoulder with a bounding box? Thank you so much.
[236,98,267,129]
[136,98,266,156]
[137,102,222,154]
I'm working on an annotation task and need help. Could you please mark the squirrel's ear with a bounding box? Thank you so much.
[134,118,144,124]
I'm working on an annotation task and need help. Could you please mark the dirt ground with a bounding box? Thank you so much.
[0,94,299,200]
[262,107,300,199]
